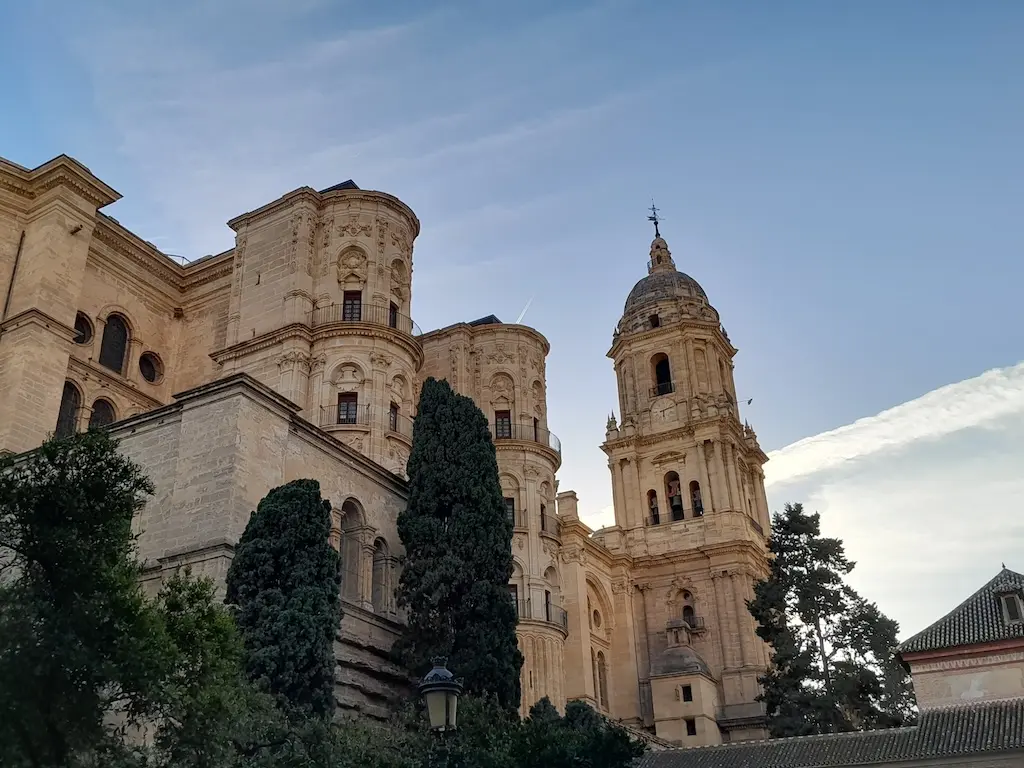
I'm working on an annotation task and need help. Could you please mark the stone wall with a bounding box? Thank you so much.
[111,373,414,719]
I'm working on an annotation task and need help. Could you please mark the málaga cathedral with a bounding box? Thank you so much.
[0,154,776,747]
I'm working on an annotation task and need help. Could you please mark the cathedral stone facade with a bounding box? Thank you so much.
[0,154,772,745]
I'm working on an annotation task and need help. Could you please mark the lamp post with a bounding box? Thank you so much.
[418,656,463,732]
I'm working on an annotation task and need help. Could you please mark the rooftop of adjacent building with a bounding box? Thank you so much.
[898,566,1024,656]
[637,696,1024,768]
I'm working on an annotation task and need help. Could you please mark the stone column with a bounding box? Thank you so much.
[713,440,732,510]
[711,572,737,669]
[360,541,375,611]
[730,572,750,667]
[369,352,392,464]
[685,340,698,400]
[306,354,327,424]
[725,443,743,512]
[696,441,714,513]
[125,337,143,384]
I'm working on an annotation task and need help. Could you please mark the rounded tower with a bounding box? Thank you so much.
[307,185,422,474]
[597,225,772,745]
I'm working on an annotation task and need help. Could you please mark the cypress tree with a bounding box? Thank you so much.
[394,377,523,710]
[226,479,341,720]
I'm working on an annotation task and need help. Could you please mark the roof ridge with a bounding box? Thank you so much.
[898,567,1021,653]
[921,694,1024,713]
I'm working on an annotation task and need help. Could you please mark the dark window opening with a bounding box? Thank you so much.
[495,410,512,439]
[73,313,93,345]
[544,590,552,622]
[683,605,696,626]
[533,416,539,441]
[55,382,80,439]
[682,684,693,702]
[690,480,704,516]
[649,314,661,329]
[647,490,660,525]
[388,301,398,329]
[337,392,358,424]
[509,584,519,607]
[342,291,362,321]
[1005,595,1022,622]
[139,352,162,383]
[685,718,697,737]
[98,314,129,374]
[540,503,547,532]
[652,353,673,396]
[504,497,516,523]
[389,401,399,432]
[89,399,116,429]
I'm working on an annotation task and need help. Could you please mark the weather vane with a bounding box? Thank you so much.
[647,201,661,238]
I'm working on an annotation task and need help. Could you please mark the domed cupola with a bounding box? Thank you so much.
[616,232,718,338]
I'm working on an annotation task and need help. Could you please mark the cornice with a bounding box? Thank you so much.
[0,307,77,342]
[601,414,752,454]
[493,439,561,470]
[312,324,424,369]
[181,251,234,292]
[210,324,312,364]
[67,357,165,410]
[420,321,551,355]
[607,318,734,360]
[0,154,120,209]
[93,216,184,287]
[227,186,420,239]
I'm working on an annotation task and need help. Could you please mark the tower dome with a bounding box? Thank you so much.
[616,234,716,337]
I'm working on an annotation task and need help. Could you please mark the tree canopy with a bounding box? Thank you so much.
[748,502,916,737]
[394,377,523,710]
[225,479,341,721]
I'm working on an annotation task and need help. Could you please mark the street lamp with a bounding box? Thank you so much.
[419,657,463,732]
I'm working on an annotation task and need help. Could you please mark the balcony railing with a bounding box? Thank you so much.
[539,513,559,537]
[489,422,561,456]
[509,510,529,529]
[320,403,372,427]
[387,411,414,438]
[514,598,568,630]
[646,510,704,527]
[650,381,675,397]
[309,303,422,336]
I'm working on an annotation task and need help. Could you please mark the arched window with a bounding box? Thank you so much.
[647,489,660,525]
[665,471,683,521]
[683,604,696,626]
[55,382,81,438]
[88,399,116,429]
[597,651,609,710]
[651,353,673,397]
[371,539,390,614]
[689,480,704,516]
[340,499,364,603]
[98,314,130,374]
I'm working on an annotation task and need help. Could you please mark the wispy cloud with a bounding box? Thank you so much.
[764,361,1024,638]
[766,362,1024,488]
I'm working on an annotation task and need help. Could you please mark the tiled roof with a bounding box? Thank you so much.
[898,567,1024,655]
[636,697,1024,768]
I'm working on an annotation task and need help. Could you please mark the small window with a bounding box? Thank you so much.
[337,392,358,424]
[55,382,81,438]
[682,684,693,702]
[98,314,130,373]
[89,399,116,429]
[388,302,398,329]
[685,718,697,736]
[1004,594,1023,623]
[139,352,163,383]
[388,401,399,432]
[342,291,362,321]
[593,609,602,629]
[73,312,93,345]
[649,314,661,329]
[540,503,547,531]
[495,410,512,439]
[504,497,516,523]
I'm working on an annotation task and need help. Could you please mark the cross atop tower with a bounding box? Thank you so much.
[647,201,661,239]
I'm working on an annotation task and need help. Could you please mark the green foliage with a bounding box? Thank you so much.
[225,479,341,721]
[748,502,917,737]
[394,377,523,710]
[0,431,168,768]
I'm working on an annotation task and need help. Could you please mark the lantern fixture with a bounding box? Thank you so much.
[418,657,463,732]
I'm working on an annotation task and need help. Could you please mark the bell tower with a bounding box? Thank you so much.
[597,221,773,745]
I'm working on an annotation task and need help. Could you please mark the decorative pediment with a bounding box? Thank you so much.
[651,450,686,467]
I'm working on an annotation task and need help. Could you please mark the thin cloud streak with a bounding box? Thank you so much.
[765,362,1024,488]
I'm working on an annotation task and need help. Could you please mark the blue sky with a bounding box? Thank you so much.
[3,1,1022,638]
